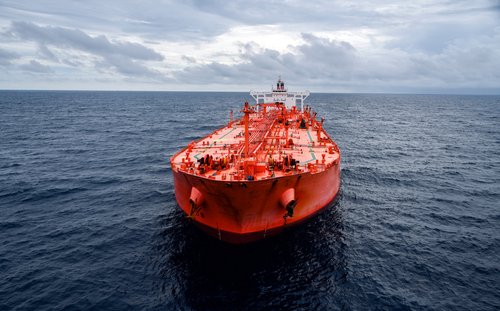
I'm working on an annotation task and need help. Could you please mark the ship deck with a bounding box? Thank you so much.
[171,104,340,181]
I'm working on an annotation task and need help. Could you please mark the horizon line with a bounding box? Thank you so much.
[1,89,499,96]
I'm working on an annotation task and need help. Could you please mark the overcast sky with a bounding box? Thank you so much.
[1,0,499,93]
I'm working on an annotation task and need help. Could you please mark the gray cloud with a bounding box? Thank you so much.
[2,1,497,45]
[36,44,60,63]
[182,55,197,64]
[94,55,168,81]
[0,1,235,43]
[1,0,441,46]
[0,48,20,67]
[175,34,359,85]
[1,21,168,81]
[175,31,500,90]
[20,60,54,73]
[190,0,378,27]
[298,33,357,69]
[62,59,84,67]
[0,1,498,92]
[7,21,164,61]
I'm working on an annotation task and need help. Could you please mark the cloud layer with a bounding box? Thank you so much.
[0,0,499,93]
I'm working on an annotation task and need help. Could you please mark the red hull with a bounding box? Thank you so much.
[173,161,340,244]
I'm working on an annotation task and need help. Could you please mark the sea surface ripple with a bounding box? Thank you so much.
[1,91,499,310]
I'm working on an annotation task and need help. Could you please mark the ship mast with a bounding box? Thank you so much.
[240,101,254,157]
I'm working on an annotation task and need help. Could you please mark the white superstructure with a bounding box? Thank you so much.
[250,76,310,112]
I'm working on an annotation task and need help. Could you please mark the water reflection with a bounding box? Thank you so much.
[149,194,349,310]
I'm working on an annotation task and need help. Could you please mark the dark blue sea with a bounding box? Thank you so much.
[1,91,499,310]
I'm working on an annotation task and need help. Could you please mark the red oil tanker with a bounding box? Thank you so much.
[171,77,341,243]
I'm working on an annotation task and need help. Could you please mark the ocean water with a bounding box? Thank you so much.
[1,91,499,310]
